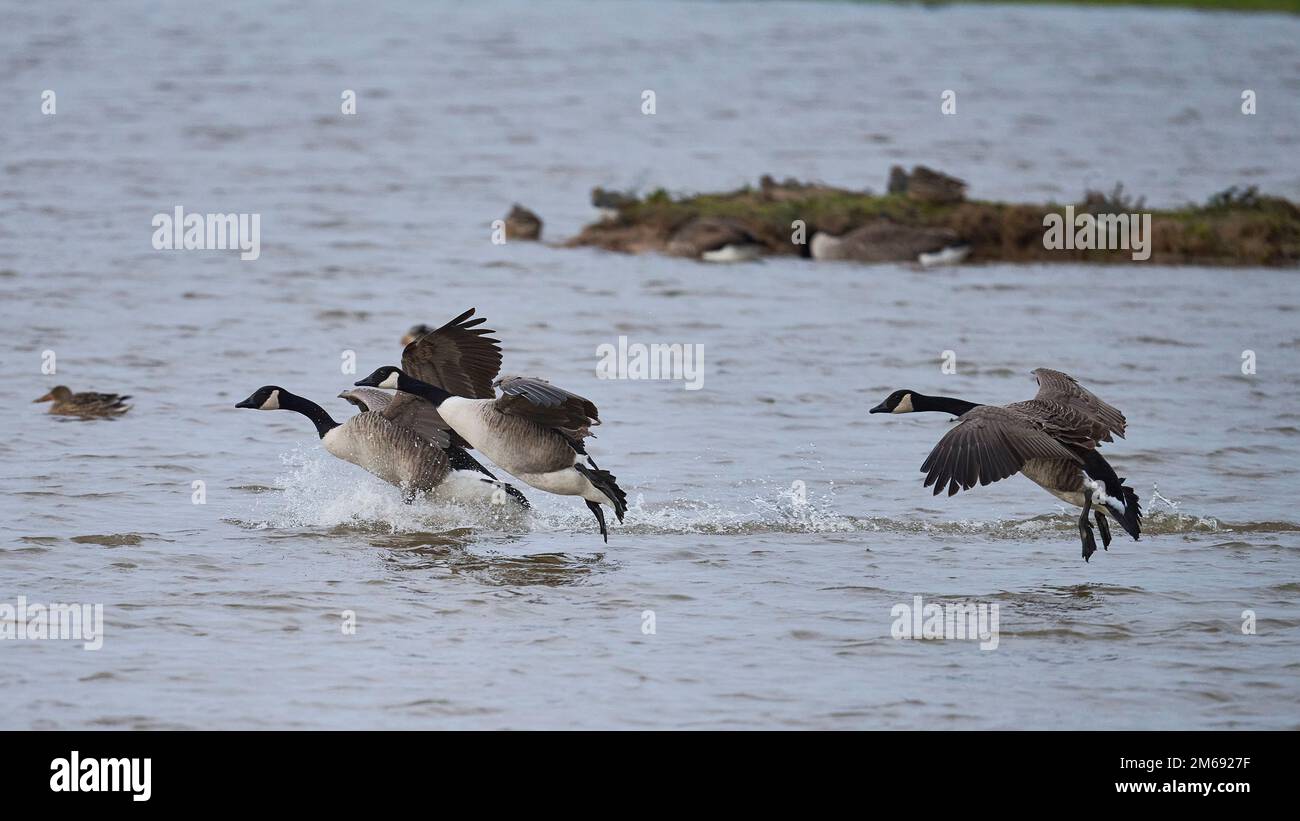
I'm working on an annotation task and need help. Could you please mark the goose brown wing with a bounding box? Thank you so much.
[378,393,456,449]
[493,375,600,438]
[920,405,1082,497]
[1006,399,1105,450]
[400,308,502,399]
[338,387,393,413]
[1031,368,1127,442]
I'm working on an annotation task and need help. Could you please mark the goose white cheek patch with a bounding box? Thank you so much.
[261,390,281,410]
[378,373,400,389]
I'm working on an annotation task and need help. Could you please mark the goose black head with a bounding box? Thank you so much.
[401,324,433,347]
[236,386,287,410]
[870,389,917,414]
[355,366,403,390]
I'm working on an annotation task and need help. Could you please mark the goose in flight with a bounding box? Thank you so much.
[35,386,131,418]
[870,368,1141,561]
[235,382,528,508]
[354,309,628,542]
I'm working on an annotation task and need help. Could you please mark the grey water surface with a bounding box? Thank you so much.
[1,0,1298,729]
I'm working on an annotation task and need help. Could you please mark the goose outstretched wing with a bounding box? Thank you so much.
[338,387,393,413]
[401,308,502,399]
[1030,368,1127,444]
[493,375,600,440]
[921,405,1082,497]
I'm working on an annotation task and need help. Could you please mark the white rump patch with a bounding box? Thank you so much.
[1085,478,1125,514]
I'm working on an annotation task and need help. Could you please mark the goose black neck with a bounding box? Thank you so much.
[280,392,340,438]
[915,394,981,416]
[397,373,452,407]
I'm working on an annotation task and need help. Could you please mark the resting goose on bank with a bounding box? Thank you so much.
[235,384,529,508]
[34,386,131,417]
[354,309,628,542]
[869,368,1141,561]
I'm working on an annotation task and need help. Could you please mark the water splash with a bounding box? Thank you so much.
[241,446,530,534]
[1145,483,1223,532]
[232,450,1295,540]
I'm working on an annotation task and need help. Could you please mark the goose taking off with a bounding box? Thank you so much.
[35,386,131,418]
[354,309,628,542]
[869,368,1142,561]
[235,385,528,508]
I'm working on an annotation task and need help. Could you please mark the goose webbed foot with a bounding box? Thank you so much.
[586,500,609,544]
[1079,487,1097,561]
[1094,511,1112,550]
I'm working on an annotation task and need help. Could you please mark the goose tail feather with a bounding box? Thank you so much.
[574,463,627,522]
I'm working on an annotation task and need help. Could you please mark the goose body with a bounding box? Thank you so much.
[438,395,608,501]
[811,221,960,263]
[236,385,528,507]
[319,410,448,491]
[870,368,1142,561]
[35,386,131,417]
[354,309,628,542]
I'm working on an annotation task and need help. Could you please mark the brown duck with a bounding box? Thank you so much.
[34,386,131,417]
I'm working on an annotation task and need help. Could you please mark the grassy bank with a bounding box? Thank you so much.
[566,179,1300,266]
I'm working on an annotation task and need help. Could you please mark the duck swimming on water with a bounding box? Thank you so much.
[34,386,131,418]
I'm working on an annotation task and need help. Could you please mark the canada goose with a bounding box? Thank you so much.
[666,217,758,260]
[888,165,968,204]
[810,220,961,263]
[34,386,131,417]
[235,385,528,508]
[869,368,1142,561]
[354,309,628,542]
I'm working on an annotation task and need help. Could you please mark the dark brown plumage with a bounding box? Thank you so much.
[401,308,502,400]
[494,374,600,441]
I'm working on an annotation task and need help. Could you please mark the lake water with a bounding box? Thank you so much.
[2,0,1298,729]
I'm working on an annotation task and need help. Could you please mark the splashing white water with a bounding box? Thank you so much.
[238,449,869,537]
[1147,483,1221,531]
[244,446,530,534]
[234,450,1252,540]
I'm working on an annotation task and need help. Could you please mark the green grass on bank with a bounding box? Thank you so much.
[575,181,1300,265]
